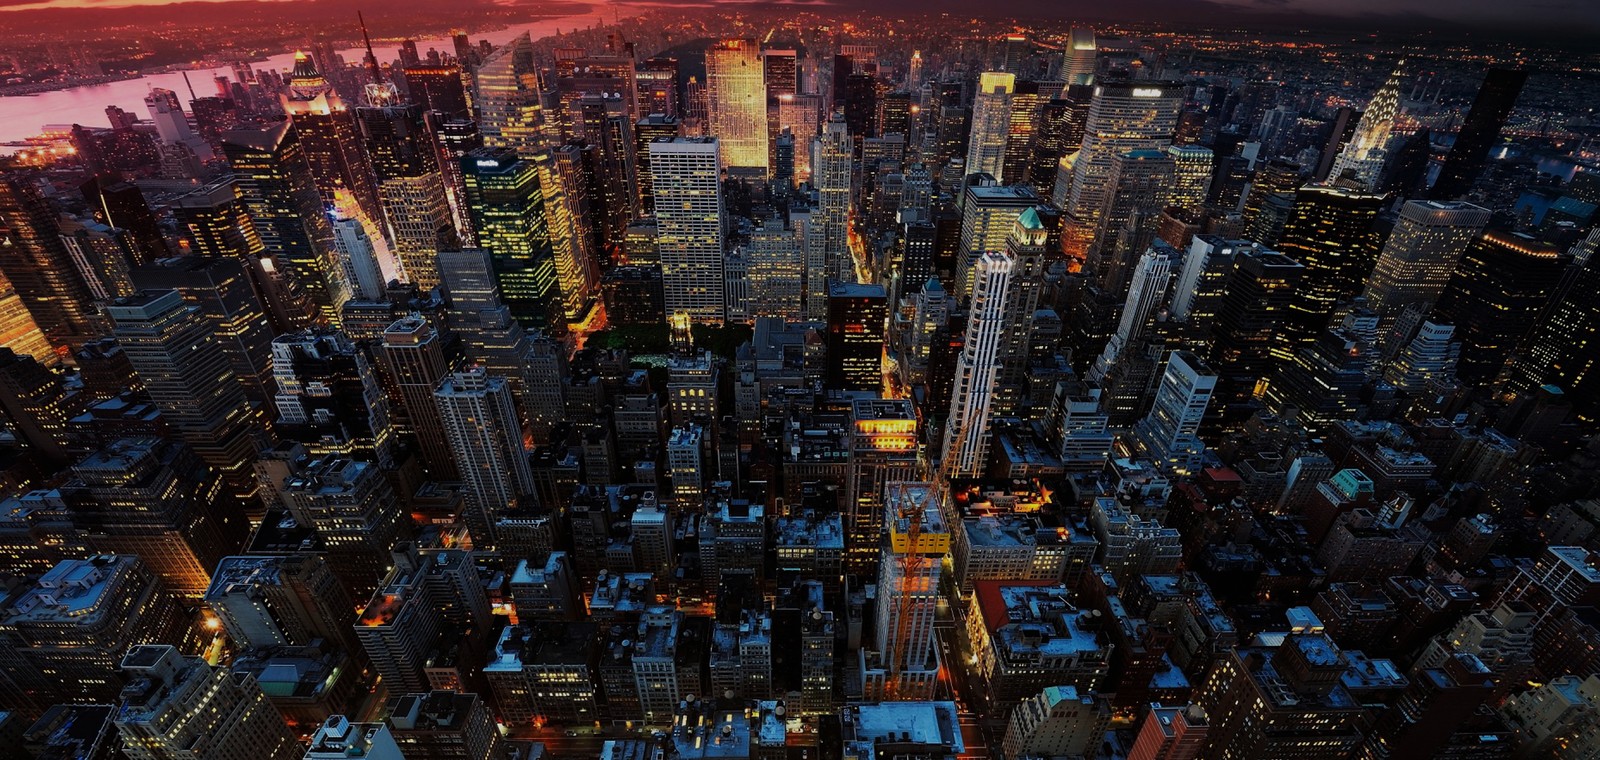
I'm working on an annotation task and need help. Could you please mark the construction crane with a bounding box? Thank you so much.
[884,413,972,700]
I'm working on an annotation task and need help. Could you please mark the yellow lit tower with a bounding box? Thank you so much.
[281,53,383,225]
[705,39,770,179]
[1330,61,1406,190]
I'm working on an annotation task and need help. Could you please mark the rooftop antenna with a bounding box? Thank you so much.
[358,11,383,85]
[181,71,197,103]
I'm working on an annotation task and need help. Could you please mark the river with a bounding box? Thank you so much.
[0,1,628,148]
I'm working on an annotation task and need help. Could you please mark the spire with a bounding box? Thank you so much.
[358,11,383,85]
[290,51,322,83]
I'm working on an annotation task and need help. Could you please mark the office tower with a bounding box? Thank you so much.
[475,33,550,157]
[1262,316,1374,431]
[2,556,190,704]
[114,645,301,760]
[356,101,452,290]
[461,147,556,329]
[61,437,242,597]
[1432,69,1528,200]
[1206,250,1305,432]
[0,278,56,368]
[704,39,769,177]
[434,119,482,246]
[107,290,266,502]
[942,244,1017,477]
[305,716,405,760]
[330,207,387,301]
[1063,28,1098,86]
[1132,351,1216,476]
[1003,686,1112,759]
[1363,200,1491,336]
[223,122,350,323]
[763,48,799,103]
[651,137,725,324]
[1273,185,1384,359]
[746,217,805,320]
[0,348,80,465]
[826,283,887,391]
[841,71,879,140]
[955,183,1038,299]
[0,176,100,346]
[1166,145,1214,214]
[1330,62,1405,189]
[1001,80,1044,186]
[1090,241,1180,382]
[205,554,357,651]
[863,483,948,700]
[58,214,136,305]
[403,64,471,119]
[133,255,277,405]
[846,398,919,575]
[144,87,212,157]
[1129,704,1210,760]
[1195,634,1366,758]
[666,424,704,507]
[270,331,396,467]
[281,54,382,222]
[668,350,718,427]
[1432,231,1566,385]
[278,457,408,600]
[435,367,536,544]
[80,177,168,265]
[1086,150,1175,298]
[171,180,264,258]
[1383,320,1459,395]
[638,57,680,118]
[802,124,846,287]
[966,72,1015,180]
[378,316,457,479]
[1061,81,1183,258]
[545,146,601,324]
[634,115,684,220]
[1507,252,1600,417]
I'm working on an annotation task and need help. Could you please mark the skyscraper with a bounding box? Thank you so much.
[132,255,277,405]
[650,137,725,324]
[1133,350,1217,476]
[270,330,396,467]
[435,367,536,547]
[1062,28,1098,87]
[461,147,556,329]
[813,115,853,284]
[356,100,453,289]
[0,348,79,465]
[1431,69,1528,201]
[113,645,302,760]
[475,33,551,157]
[966,72,1016,180]
[0,175,100,346]
[705,39,769,178]
[379,316,458,479]
[1432,231,1566,385]
[1506,252,1600,418]
[863,483,948,700]
[825,282,887,391]
[1362,200,1491,336]
[222,121,351,324]
[1329,62,1405,189]
[0,273,56,367]
[1060,81,1183,259]
[1273,185,1384,359]
[281,53,382,223]
[107,290,267,502]
[1206,250,1305,432]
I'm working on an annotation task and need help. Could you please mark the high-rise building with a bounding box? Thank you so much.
[330,206,387,301]
[1507,249,1600,418]
[1273,185,1384,359]
[0,348,80,465]
[1060,81,1183,259]
[80,177,169,265]
[1432,230,1565,385]
[222,121,351,323]
[1206,250,1305,432]
[107,290,267,502]
[205,554,357,651]
[0,175,100,346]
[1129,704,1210,760]
[1062,28,1098,86]
[745,217,805,320]
[638,57,680,118]
[1195,634,1367,758]
[278,457,409,601]
[434,367,536,546]
[943,240,1019,477]
[113,645,302,760]
[705,39,769,178]
[1133,351,1216,476]
[966,72,1016,180]
[1383,320,1460,395]
[133,255,277,405]
[955,183,1038,299]
[387,691,504,760]
[650,137,725,324]
[0,283,56,369]
[281,53,382,223]
[825,283,887,391]
[356,101,453,289]
[633,115,682,216]
[1166,145,1214,214]
[813,115,853,284]
[1432,69,1528,200]
[1003,686,1112,759]
[1362,200,1491,336]
[1329,63,1406,188]
[475,33,550,158]
[305,716,405,760]
[862,483,949,700]
[1085,150,1175,298]
[170,180,264,259]
[461,147,556,329]
[377,316,457,479]
[270,331,396,467]
[402,64,472,119]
